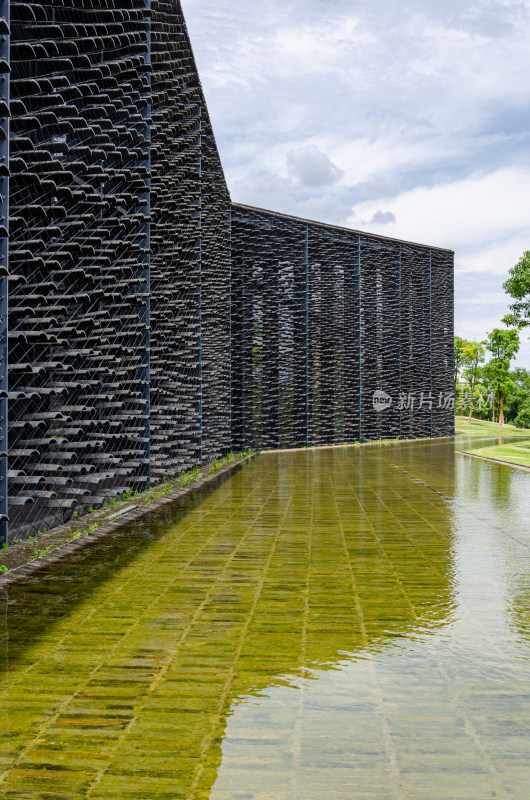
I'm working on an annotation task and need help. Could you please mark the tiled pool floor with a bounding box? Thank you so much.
[1,440,529,798]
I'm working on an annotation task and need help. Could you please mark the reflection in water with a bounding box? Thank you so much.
[0,441,529,799]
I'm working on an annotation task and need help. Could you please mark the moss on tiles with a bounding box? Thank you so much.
[0,442,529,798]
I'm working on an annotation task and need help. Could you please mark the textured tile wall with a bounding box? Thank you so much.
[2,1,454,541]
[231,205,454,451]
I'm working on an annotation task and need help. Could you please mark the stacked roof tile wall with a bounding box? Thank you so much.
[1,0,454,542]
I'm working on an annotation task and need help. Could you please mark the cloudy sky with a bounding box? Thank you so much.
[182,0,530,367]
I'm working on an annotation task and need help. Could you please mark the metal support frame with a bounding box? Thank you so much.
[142,0,153,484]
[0,0,8,545]
[197,108,203,465]
[228,205,233,442]
[141,0,152,487]
[397,245,402,440]
[303,224,309,446]
[355,236,362,444]
[428,251,433,438]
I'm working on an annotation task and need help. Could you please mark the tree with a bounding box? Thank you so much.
[461,340,485,424]
[473,382,490,420]
[479,370,497,422]
[454,336,467,414]
[503,251,530,330]
[483,328,520,429]
[503,368,530,424]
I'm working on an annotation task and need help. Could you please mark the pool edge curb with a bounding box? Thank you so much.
[262,435,455,455]
[0,455,254,589]
[456,450,530,472]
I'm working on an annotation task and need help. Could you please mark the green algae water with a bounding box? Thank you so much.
[1,439,529,799]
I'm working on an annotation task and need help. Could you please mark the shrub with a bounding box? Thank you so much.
[514,402,530,429]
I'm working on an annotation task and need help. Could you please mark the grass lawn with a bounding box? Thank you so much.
[463,440,530,469]
[456,416,530,469]
[455,417,530,438]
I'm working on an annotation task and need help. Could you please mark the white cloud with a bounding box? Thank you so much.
[182,0,530,366]
[456,291,507,306]
[370,210,396,226]
[350,167,530,262]
[286,145,344,188]
[359,173,401,200]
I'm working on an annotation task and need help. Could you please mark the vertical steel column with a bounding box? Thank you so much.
[428,250,433,437]
[0,0,8,545]
[397,245,402,439]
[356,236,362,443]
[140,0,152,486]
[304,224,309,445]
[197,107,203,464]
[228,205,232,447]
[449,254,455,434]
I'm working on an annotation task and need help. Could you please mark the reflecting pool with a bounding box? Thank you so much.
[1,439,530,799]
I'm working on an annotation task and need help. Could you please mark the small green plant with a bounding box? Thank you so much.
[180,466,200,487]
[26,528,47,546]
[67,521,101,544]
[9,449,248,563]
[209,451,236,474]
[2,541,8,551]
[122,488,140,502]
[34,545,53,559]
[0,565,9,574]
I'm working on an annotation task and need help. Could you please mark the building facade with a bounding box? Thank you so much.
[1,0,454,542]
